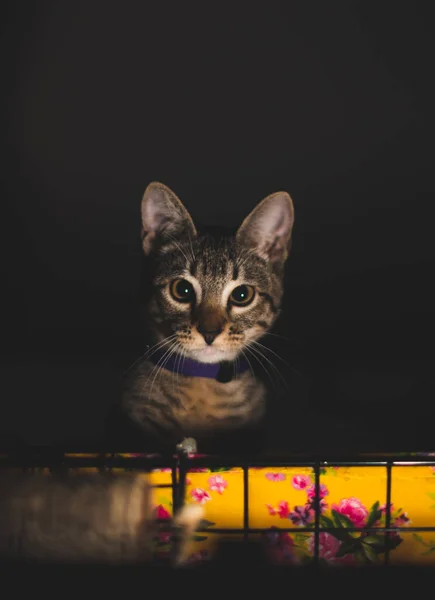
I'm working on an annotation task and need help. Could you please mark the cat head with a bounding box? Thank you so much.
[140,182,294,364]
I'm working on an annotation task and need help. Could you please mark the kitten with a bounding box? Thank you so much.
[0,471,203,566]
[114,182,294,452]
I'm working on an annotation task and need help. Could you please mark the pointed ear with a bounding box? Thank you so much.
[140,182,197,255]
[236,191,295,265]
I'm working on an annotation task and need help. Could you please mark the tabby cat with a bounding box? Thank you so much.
[117,182,294,452]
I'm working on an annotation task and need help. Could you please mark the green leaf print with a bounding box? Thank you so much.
[361,543,379,563]
[363,535,385,550]
[332,509,355,530]
[365,501,382,529]
[335,540,359,557]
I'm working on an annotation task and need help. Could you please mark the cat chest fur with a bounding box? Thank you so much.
[125,362,266,438]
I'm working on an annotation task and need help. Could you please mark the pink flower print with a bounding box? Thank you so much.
[266,504,277,516]
[332,497,368,528]
[394,512,411,527]
[155,505,171,520]
[308,532,340,560]
[264,527,295,555]
[191,488,212,504]
[306,483,329,499]
[292,475,311,490]
[265,472,286,482]
[277,501,290,518]
[380,502,394,513]
[208,475,228,495]
[264,527,295,565]
[265,501,290,519]
[306,497,328,514]
[289,504,315,526]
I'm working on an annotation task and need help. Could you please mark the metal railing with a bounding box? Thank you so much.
[1,447,435,566]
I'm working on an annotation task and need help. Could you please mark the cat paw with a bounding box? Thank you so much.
[176,437,197,454]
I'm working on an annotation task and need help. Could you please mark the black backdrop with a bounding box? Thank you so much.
[1,2,434,451]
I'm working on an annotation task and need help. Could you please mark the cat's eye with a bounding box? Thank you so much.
[169,278,195,303]
[229,285,255,307]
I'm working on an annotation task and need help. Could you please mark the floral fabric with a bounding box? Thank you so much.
[5,454,435,565]
[147,462,435,565]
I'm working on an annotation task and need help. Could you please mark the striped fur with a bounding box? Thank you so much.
[123,182,294,445]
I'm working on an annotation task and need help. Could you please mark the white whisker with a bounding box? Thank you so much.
[246,343,288,392]
[172,347,184,397]
[240,348,255,380]
[262,331,301,345]
[244,345,276,390]
[144,341,178,399]
[251,339,289,366]
[254,337,306,380]
[177,347,188,410]
[123,334,178,375]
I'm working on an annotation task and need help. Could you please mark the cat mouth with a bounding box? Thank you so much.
[187,346,236,364]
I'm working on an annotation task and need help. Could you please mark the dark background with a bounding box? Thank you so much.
[1,2,434,452]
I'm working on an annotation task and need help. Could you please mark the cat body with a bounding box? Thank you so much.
[116,182,294,452]
[124,352,265,445]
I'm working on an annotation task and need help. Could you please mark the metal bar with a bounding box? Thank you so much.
[152,483,174,488]
[171,462,179,512]
[2,449,435,466]
[0,457,170,470]
[184,526,435,534]
[313,462,320,565]
[243,461,249,544]
[385,461,393,565]
[177,451,188,510]
[169,451,183,565]
[2,458,435,469]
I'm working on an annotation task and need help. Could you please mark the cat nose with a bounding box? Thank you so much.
[197,325,222,345]
[203,331,219,345]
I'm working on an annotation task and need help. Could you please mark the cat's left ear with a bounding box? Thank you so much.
[236,191,295,265]
[141,182,197,255]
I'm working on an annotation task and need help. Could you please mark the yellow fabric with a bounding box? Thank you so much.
[8,455,435,565]
[146,463,435,565]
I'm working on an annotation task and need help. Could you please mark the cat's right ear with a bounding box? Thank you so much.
[140,182,197,255]
[236,191,294,266]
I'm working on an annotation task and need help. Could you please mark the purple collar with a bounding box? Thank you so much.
[149,348,250,383]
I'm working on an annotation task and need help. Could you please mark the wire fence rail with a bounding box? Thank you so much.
[1,447,435,566]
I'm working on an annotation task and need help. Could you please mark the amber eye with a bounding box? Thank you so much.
[229,285,255,307]
[169,279,195,303]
